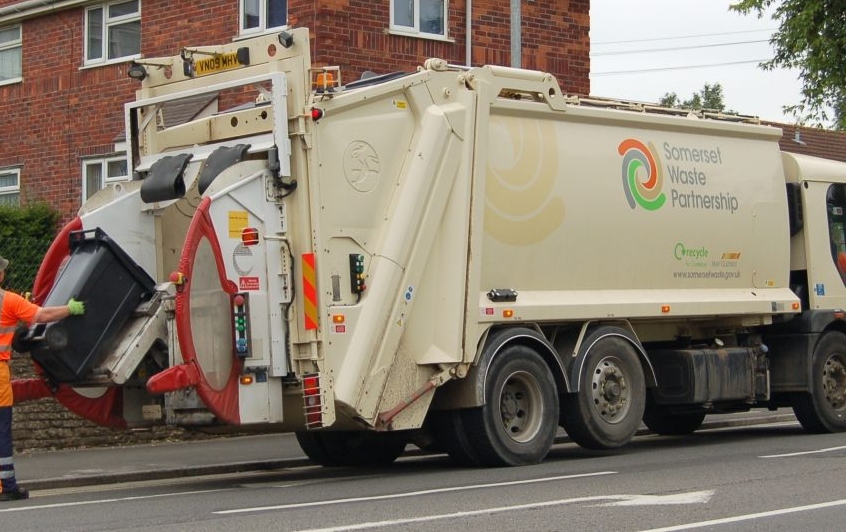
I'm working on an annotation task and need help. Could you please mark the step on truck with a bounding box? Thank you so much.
[14,27,846,467]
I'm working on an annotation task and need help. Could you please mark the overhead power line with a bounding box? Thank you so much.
[592,59,769,76]
[591,39,770,57]
[592,28,775,46]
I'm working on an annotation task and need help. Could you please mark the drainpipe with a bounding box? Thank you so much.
[510,0,521,68]
[465,0,472,67]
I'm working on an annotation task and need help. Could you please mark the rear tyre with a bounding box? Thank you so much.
[562,336,646,449]
[793,331,846,433]
[642,407,706,435]
[427,409,483,466]
[295,430,408,467]
[457,345,559,466]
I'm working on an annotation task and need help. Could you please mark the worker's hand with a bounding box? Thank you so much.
[67,298,85,316]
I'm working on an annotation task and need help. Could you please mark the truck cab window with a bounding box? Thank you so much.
[826,184,846,285]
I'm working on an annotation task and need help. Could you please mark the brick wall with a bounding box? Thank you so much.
[301,0,590,96]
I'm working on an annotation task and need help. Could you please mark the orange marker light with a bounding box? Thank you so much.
[661,305,671,313]
[792,302,801,311]
[503,309,514,318]
[315,72,334,86]
[332,314,345,324]
[240,375,254,385]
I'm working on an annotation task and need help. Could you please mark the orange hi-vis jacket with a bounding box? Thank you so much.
[0,290,38,362]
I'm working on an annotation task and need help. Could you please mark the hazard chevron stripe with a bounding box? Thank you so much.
[302,253,318,330]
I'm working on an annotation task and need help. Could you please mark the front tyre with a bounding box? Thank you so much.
[562,335,646,449]
[459,346,559,466]
[793,331,846,433]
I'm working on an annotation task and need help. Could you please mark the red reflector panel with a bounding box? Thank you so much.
[303,373,323,428]
[241,227,259,246]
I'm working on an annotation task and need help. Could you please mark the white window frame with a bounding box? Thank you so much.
[390,0,448,40]
[82,155,129,201]
[239,0,287,37]
[0,168,20,206]
[84,0,141,67]
[0,25,22,86]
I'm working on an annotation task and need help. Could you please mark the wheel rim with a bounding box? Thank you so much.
[590,356,631,424]
[499,371,543,443]
[822,353,846,411]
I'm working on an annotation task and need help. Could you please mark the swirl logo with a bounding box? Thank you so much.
[484,116,565,246]
[618,139,666,211]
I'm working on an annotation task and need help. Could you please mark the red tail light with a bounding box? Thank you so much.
[303,373,323,428]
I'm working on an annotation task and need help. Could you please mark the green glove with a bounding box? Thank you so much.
[67,298,85,316]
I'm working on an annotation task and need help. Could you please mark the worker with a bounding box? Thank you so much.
[0,255,84,501]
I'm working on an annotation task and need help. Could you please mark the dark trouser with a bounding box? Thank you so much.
[0,407,16,492]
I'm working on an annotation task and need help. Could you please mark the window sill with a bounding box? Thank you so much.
[235,25,289,41]
[387,28,454,43]
[0,77,22,87]
[81,54,141,70]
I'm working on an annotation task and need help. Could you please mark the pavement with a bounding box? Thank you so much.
[14,411,799,491]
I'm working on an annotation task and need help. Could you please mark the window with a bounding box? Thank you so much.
[0,168,20,206]
[391,0,446,37]
[85,0,141,65]
[240,0,287,35]
[83,156,128,201]
[0,25,21,85]
[827,184,846,285]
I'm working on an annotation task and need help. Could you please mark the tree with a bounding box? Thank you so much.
[730,0,846,129]
[659,83,726,112]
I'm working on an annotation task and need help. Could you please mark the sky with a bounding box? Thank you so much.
[589,1,802,124]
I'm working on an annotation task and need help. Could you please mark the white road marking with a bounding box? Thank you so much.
[214,471,617,514]
[293,490,713,532]
[639,498,846,531]
[0,487,233,513]
[601,490,714,506]
[760,444,846,458]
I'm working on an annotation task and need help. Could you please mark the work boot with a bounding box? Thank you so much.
[0,486,28,501]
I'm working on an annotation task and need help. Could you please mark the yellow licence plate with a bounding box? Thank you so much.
[194,52,243,76]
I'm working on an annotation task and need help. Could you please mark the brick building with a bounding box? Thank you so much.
[0,0,590,222]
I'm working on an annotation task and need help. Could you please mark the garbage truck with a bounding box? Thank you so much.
[14,27,846,467]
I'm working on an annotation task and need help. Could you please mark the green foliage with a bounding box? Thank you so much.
[0,202,60,294]
[730,0,846,129]
[0,202,59,241]
[660,83,727,112]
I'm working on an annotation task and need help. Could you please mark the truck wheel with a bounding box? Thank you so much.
[295,430,408,467]
[793,331,846,433]
[458,346,559,466]
[562,336,645,449]
[642,407,706,435]
[427,409,483,466]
